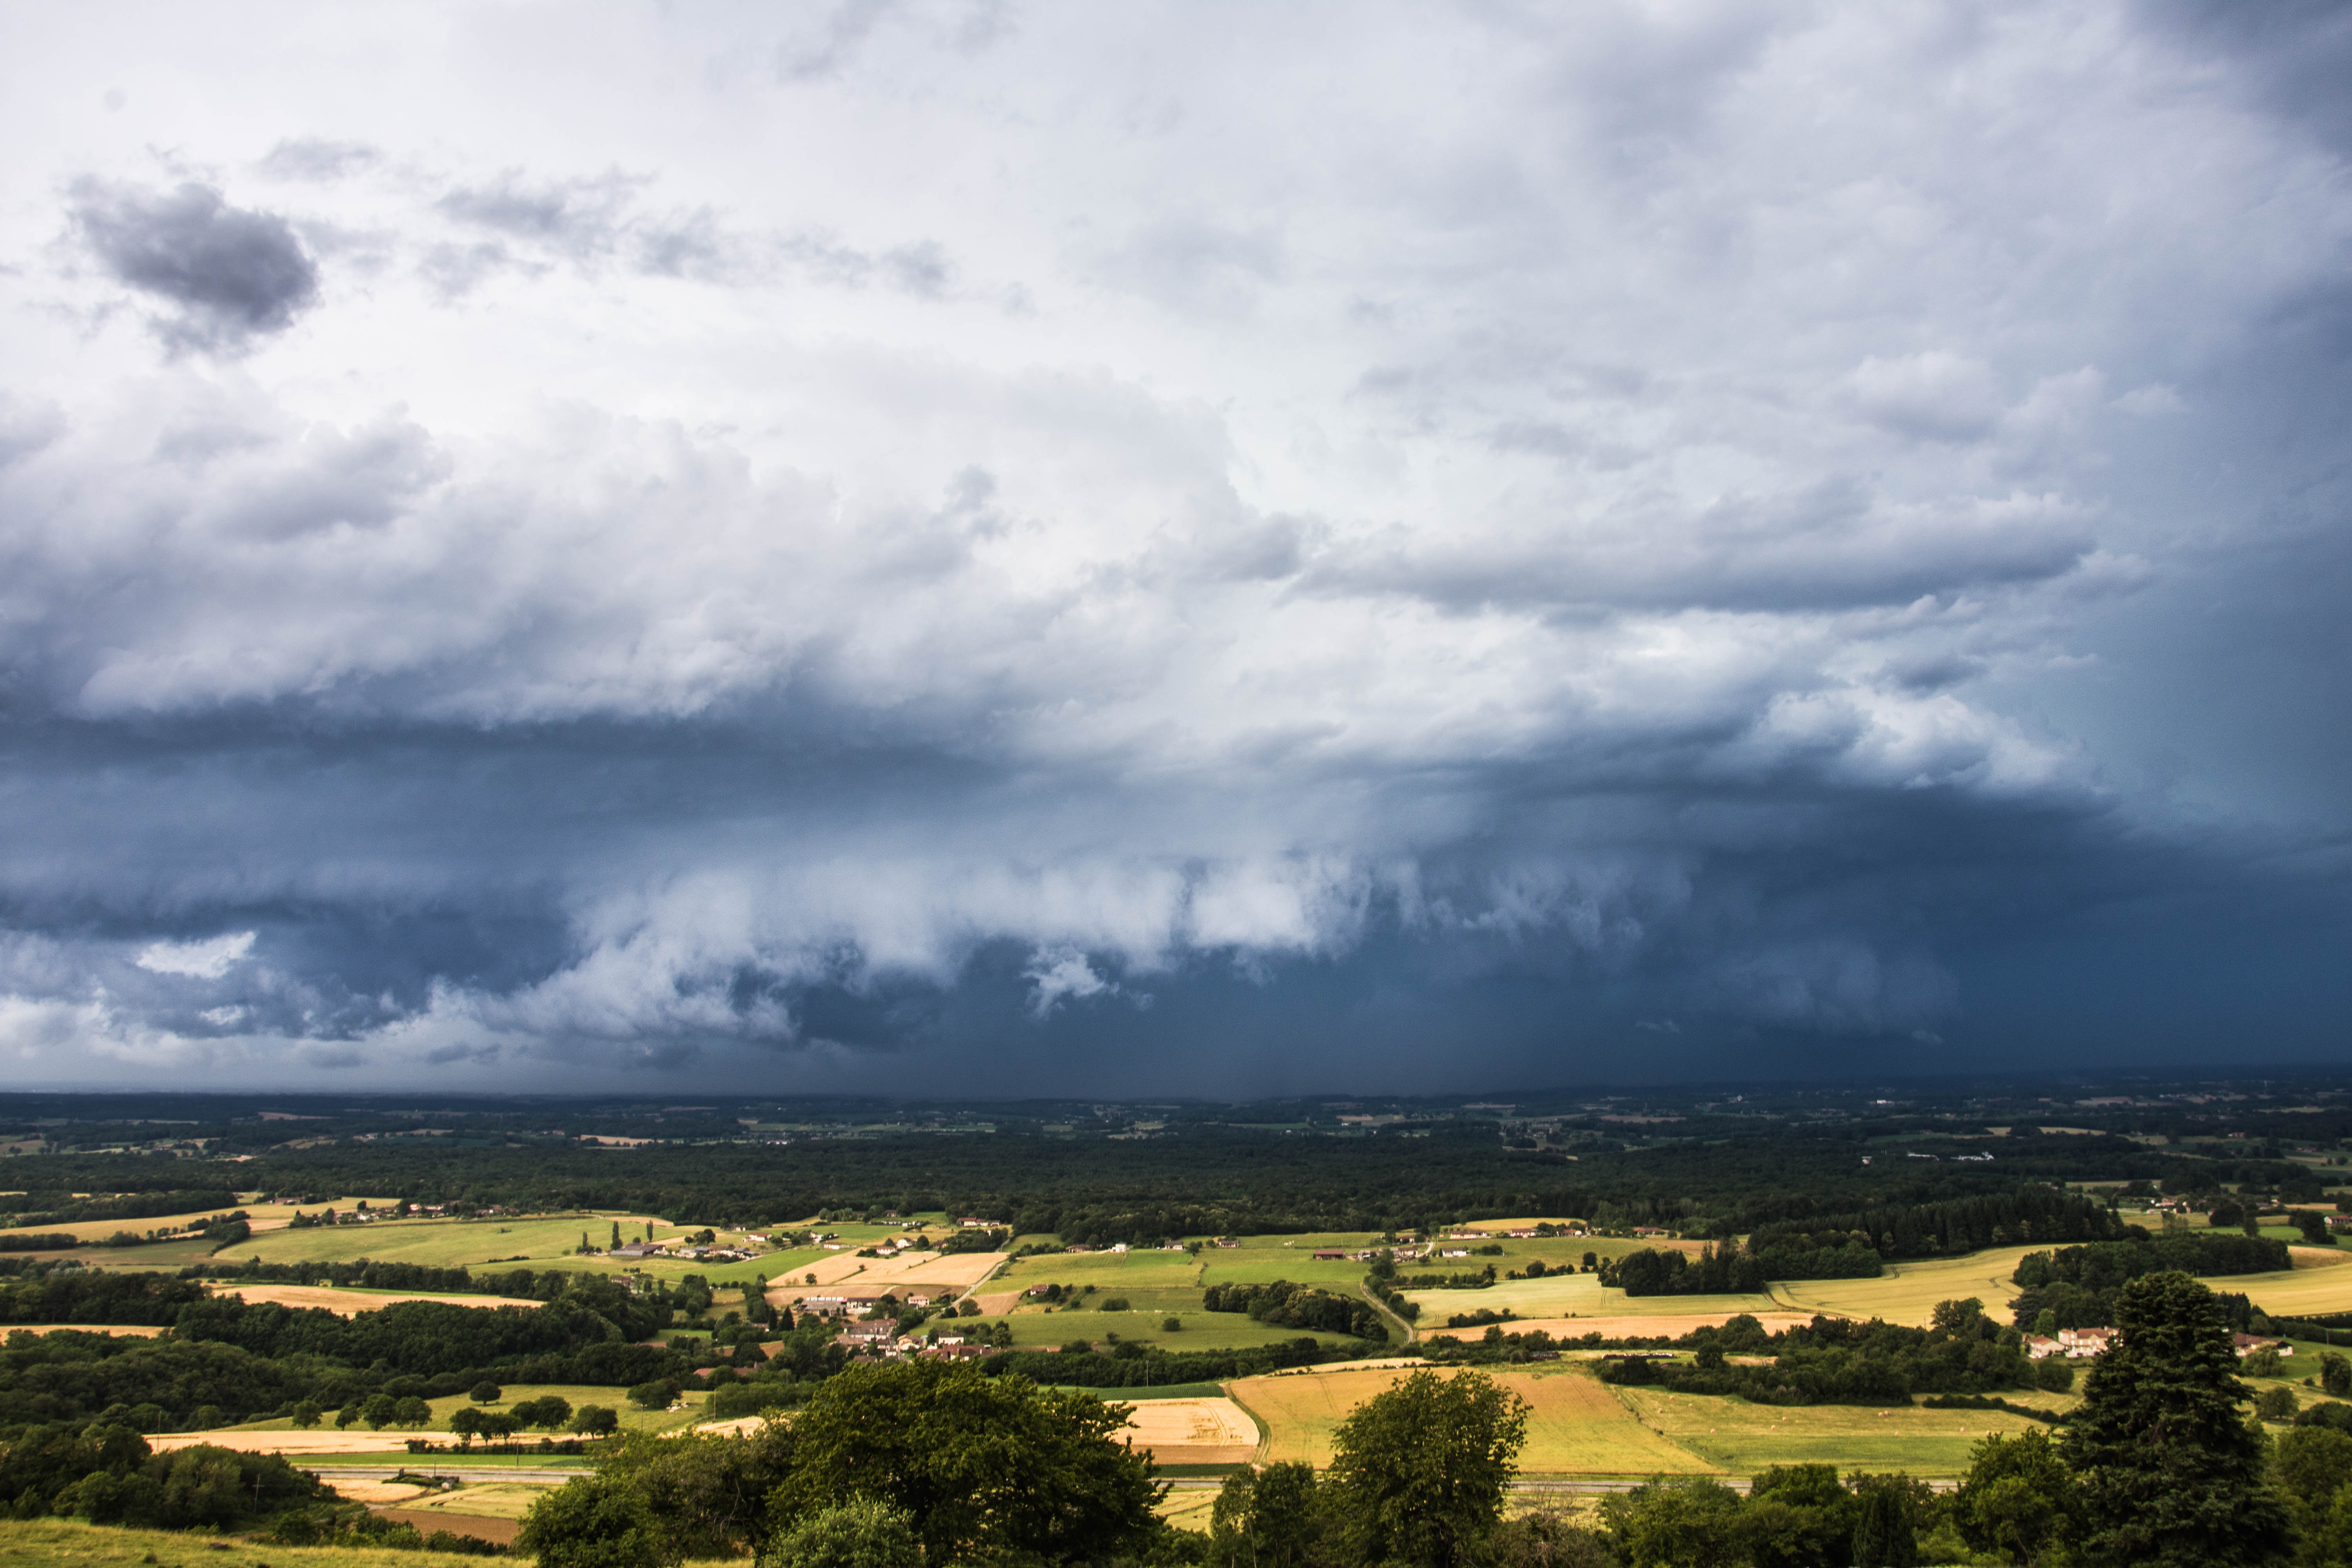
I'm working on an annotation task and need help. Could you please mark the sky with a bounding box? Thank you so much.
[0,1,2347,1096]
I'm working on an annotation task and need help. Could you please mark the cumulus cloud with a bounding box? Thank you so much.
[134,932,256,980]
[69,180,319,351]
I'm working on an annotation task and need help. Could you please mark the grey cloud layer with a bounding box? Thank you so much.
[0,0,2346,1089]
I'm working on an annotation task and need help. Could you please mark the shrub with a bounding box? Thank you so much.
[519,1474,678,1568]
[761,1498,923,1568]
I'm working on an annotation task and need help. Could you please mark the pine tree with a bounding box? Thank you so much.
[2062,1270,2291,1566]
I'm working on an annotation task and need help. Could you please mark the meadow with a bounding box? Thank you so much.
[0,1519,552,1568]
[997,1306,1356,1352]
[1612,1382,2074,1475]
[1228,1362,1720,1477]
[1403,1267,1781,1325]
[192,1383,710,1440]
[1762,1245,2046,1326]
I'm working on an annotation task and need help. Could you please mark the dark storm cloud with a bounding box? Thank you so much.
[4,2,2350,1090]
[69,180,319,352]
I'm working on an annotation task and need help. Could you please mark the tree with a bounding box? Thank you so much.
[1851,1483,1919,1568]
[572,1404,621,1437]
[1599,1477,1746,1568]
[1325,1368,1530,1568]
[2061,1270,2292,1567]
[362,1392,397,1430]
[629,1378,681,1410]
[2323,1350,2352,1398]
[1953,1430,2076,1566]
[1210,1461,1324,1568]
[448,1406,486,1447]
[470,1380,503,1403]
[767,1359,1163,1565]
[520,1473,679,1568]
[289,1402,321,1430]
[393,1396,432,1429]
[762,1498,922,1568]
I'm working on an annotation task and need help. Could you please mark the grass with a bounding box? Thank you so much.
[998,1308,1353,1352]
[0,1517,535,1567]
[1156,1490,1220,1533]
[1198,1257,1371,1287]
[1403,1269,1780,1325]
[1230,1363,1717,1476]
[229,1214,682,1270]
[1765,1242,2352,1327]
[1612,1384,2068,1476]
[998,1252,1204,1289]
[220,1384,707,1437]
[1764,1247,2047,1327]
[1049,1381,1229,1401]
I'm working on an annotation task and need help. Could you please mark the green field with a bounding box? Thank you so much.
[1614,1383,2074,1475]
[997,1250,1204,1289]
[998,1307,1354,1352]
[220,1383,710,1437]
[1403,1268,1782,1324]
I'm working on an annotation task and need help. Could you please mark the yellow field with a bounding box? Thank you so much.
[2214,1248,2352,1318]
[399,1481,557,1521]
[1614,1384,2075,1475]
[207,1284,542,1315]
[1421,1312,1818,1343]
[1764,1243,2352,1327]
[1404,1267,1781,1324]
[1229,1363,1717,1477]
[1763,1247,2043,1327]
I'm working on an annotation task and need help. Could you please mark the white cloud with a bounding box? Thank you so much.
[133,931,256,980]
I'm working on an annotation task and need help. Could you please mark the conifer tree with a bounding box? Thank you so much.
[2062,1270,2290,1566]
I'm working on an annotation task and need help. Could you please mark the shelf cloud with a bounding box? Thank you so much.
[0,1,2347,1093]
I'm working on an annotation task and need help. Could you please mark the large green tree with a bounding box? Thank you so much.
[1210,1460,1325,1568]
[2061,1270,2291,1567]
[1325,1368,1529,1568]
[766,1359,1164,1565]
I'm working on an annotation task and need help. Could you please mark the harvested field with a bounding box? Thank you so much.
[208,1284,541,1315]
[1230,1363,1717,1476]
[399,1482,559,1522]
[768,1248,1006,1300]
[1763,1246,2045,1327]
[374,1509,518,1547]
[1420,1311,1818,1343]
[1119,1396,1258,1465]
[0,1322,169,1338]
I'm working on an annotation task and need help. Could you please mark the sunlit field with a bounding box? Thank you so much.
[1613,1383,2076,1475]
[1229,1362,1720,1476]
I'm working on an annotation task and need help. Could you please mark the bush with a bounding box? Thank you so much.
[761,1498,923,1568]
[1099,1297,1131,1311]
[2033,1358,2075,1392]
[519,1474,679,1568]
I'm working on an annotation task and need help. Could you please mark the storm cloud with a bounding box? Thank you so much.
[0,1,2346,1093]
